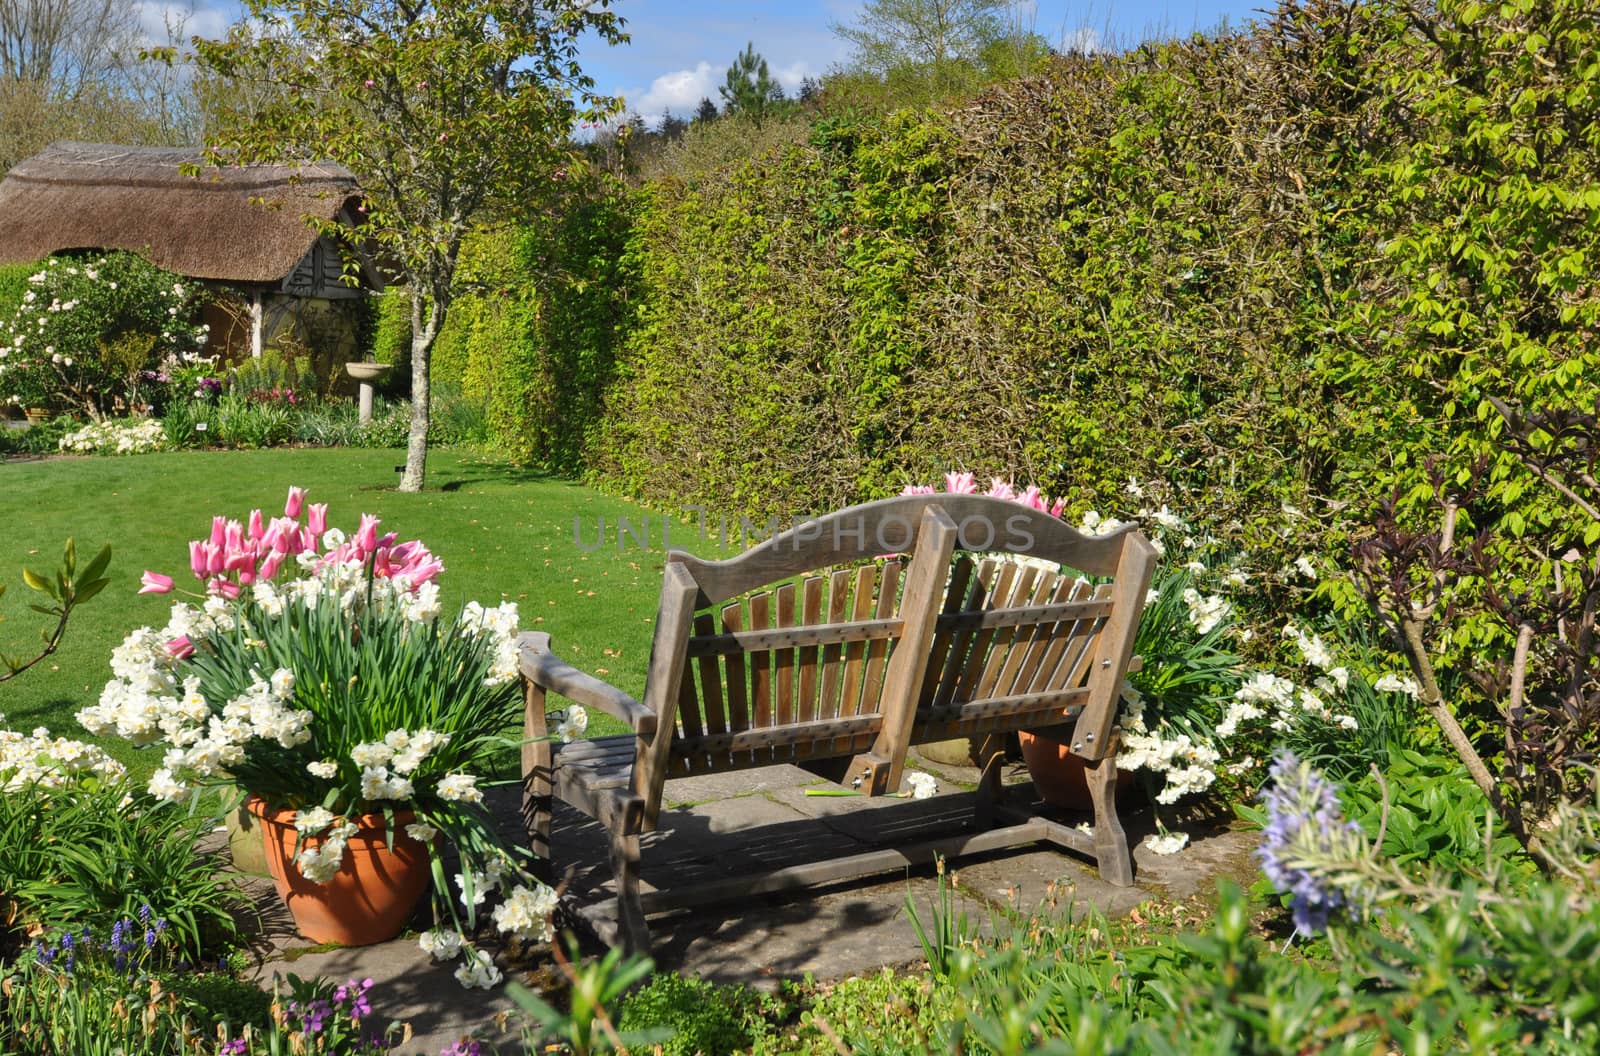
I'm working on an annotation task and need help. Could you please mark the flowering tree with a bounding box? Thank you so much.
[186,0,625,492]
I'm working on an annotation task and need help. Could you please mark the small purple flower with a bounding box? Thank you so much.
[1257,751,1363,933]
[139,904,152,925]
[220,1039,249,1055]
[144,928,158,949]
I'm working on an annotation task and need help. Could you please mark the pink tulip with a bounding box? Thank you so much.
[307,503,328,535]
[223,546,256,573]
[1017,485,1045,511]
[405,556,444,587]
[166,636,195,660]
[259,551,285,580]
[355,514,380,554]
[224,519,245,554]
[901,484,936,495]
[189,540,209,580]
[944,471,978,494]
[299,526,318,552]
[985,478,1017,501]
[237,567,255,586]
[247,509,265,541]
[139,570,174,594]
[1049,498,1067,519]
[285,486,306,519]
[377,531,398,550]
[205,543,226,576]
[208,577,240,600]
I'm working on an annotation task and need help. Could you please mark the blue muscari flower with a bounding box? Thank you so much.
[1257,750,1362,934]
[59,931,73,951]
[144,928,158,949]
[138,904,152,925]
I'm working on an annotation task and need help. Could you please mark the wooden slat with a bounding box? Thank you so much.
[1005,573,1078,697]
[685,618,904,657]
[932,597,1113,634]
[627,820,1075,915]
[721,602,748,733]
[836,566,878,719]
[921,556,973,707]
[816,569,852,720]
[932,558,996,709]
[677,661,703,738]
[858,559,902,715]
[1024,579,1095,694]
[748,591,773,731]
[693,612,727,735]
[952,561,1019,704]
[1071,532,1160,760]
[1041,583,1113,694]
[796,577,823,723]
[678,714,882,755]
[971,564,1040,702]
[987,570,1059,700]
[669,494,1138,605]
[775,584,796,729]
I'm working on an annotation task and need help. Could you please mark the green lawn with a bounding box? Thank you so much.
[1,448,731,778]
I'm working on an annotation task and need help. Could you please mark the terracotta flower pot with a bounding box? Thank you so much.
[1018,731,1096,809]
[246,795,432,946]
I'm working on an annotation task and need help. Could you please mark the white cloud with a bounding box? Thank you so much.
[622,57,820,126]
[1063,27,1101,55]
[626,62,719,120]
[135,0,233,46]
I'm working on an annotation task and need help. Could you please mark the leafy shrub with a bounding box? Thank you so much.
[618,973,771,1056]
[0,778,245,960]
[0,261,35,322]
[291,399,365,447]
[0,253,208,418]
[212,392,294,448]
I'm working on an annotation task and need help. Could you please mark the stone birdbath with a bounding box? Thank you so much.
[344,361,392,425]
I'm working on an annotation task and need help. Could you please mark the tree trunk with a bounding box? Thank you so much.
[397,296,442,493]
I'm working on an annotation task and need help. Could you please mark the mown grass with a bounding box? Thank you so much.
[0,447,733,779]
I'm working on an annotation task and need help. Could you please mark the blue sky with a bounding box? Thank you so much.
[143,0,1265,124]
[580,1,1266,121]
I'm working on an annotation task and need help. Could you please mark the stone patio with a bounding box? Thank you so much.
[228,749,1259,1055]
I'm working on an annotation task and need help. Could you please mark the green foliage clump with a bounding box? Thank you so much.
[427,185,635,469]
[0,261,36,325]
[618,973,773,1056]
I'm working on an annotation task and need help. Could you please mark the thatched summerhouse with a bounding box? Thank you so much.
[0,141,381,374]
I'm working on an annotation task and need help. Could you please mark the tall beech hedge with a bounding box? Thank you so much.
[436,0,1600,606]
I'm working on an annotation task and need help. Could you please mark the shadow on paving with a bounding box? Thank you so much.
[226,759,1260,1053]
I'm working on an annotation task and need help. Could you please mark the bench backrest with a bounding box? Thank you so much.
[632,495,1156,820]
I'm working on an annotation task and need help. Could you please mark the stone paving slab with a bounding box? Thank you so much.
[229,763,1259,1056]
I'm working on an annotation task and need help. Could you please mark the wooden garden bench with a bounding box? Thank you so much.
[519,494,1157,953]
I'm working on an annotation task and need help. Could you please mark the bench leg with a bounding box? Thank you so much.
[1085,742,1134,887]
[522,683,554,885]
[610,804,650,956]
[970,734,1005,830]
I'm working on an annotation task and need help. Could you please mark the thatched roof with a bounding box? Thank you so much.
[0,142,363,284]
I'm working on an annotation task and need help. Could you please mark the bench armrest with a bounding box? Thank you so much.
[518,631,658,737]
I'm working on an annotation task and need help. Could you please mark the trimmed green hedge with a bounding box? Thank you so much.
[424,0,1600,609]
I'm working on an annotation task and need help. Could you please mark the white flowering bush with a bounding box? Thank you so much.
[0,717,127,791]
[0,253,208,419]
[79,486,555,985]
[57,417,168,455]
